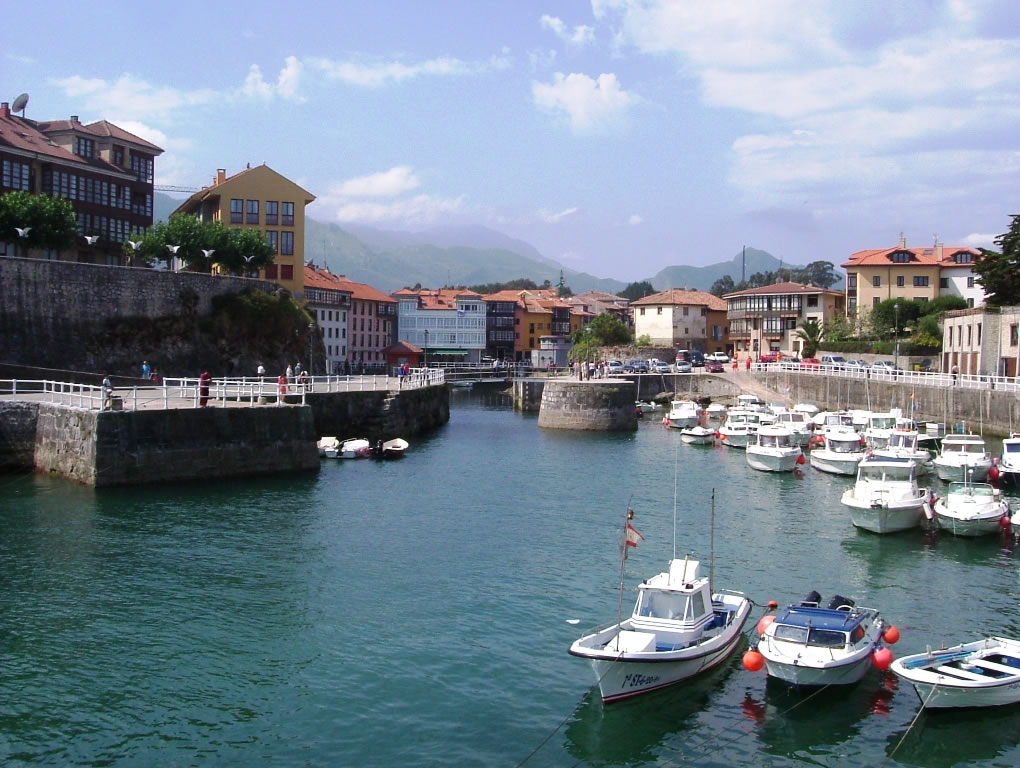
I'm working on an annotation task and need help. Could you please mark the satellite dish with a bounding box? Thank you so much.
[11,92,29,114]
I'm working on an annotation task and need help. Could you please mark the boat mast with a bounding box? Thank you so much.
[616,506,634,632]
[709,488,716,593]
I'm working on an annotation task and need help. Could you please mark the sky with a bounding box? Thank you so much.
[5,0,1020,282]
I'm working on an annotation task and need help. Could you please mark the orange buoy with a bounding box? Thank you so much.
[742,649,766,672]
[883,626,900,645]
[757,614,776,636]
[872,647,894,670]
[767,600,778,609]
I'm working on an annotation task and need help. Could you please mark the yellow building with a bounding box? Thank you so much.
[173,165,315,294]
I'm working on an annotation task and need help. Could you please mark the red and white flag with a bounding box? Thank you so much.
[625,523,644,548]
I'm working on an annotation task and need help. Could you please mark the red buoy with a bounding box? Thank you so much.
[796,454,806,465]
[743,649,766,672]
[757,614,776,636]
[1000,515,1011,529]
[989,466,1001,483]
[872,647,894,670]
[883,626,900,645]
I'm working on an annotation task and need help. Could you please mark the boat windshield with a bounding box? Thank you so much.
[860,465,914,483]
[870,436,890,448]
[870,417,896,429]
[780,413,806,424]
[948,482,996,496]
[635,589,705,621]
[889,433,917,449]
[945,442,986,454]
[829,439,861,454]
[1005,443,1020,454]
[758,434,790,448]
[773,625,849,647]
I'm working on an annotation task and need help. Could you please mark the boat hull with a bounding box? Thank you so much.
[934,461,991,483]
[666,416,699,429]
[810,452,863,476]
[719,431,751,448]
[680,431,715,445]
[892,638,1020,709]
[935,500,1009,537]
[764,653,874,687]
[746,449,801,473]
[842,494,926,533]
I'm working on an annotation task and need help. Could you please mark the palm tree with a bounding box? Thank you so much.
[794,319,823,358]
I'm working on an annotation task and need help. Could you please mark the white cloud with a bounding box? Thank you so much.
[318,167,462,227]
[628,214,642,225]
[333,167,421,198]
[238,56,305,102]
[532,72,637,133]
[51,74,217,119]
[6,53,36,65]
[540,15,595,46]
[538,207,580,223]
[960,232,998,249]
[309,52,510,87]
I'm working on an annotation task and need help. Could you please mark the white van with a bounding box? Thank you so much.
[821,354,846,368]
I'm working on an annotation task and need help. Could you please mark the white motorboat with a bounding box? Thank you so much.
[569,556,752,703]
[736,394,762,409]
[810,426,866,476]
[933,481,1010,537]
[863,412,897,449]
[812,410,857,431]
[934,434,992,483]
[994,434,1020,490]
[872,429,934,476]
[841,457,930,534]
[746,424,803,473]
[663,399,701,429]
[704,402,728,420]
[773,410,814,447]
[891,637,1020,709]
[750,592,895,687]
[792,403,819,417]
[317,436,340,459]
[340,437,371,459]
[636,400,663,414]
[679,425,716,445]
[372,437,409,459]
[717,409,762,449]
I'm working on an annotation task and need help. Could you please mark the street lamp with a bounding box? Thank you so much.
[894,302,900,371]
[308,322,315,376]
[423,328,429,369]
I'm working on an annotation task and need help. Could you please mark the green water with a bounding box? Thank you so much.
[2,389,1019,767]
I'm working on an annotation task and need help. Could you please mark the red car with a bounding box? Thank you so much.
[705,360,725,373]
[759,352,779,363]
[800,357,821,368]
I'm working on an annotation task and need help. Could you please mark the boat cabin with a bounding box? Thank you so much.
[776,412,809,427]
[824,428,864,453]
[736,394,761,407]
[856,457,917,485]
[630,559,715,644]
[940,435,989,457]
[887,431,920,451]
[771,605,869,648]
[868,414,897,431]
[755,426,794,448]
[945,481,998,499]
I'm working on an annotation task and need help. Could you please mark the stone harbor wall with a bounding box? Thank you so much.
[537,380,637,430]
[0,401,40,471]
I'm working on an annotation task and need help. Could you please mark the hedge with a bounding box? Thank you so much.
[817,341,940,356]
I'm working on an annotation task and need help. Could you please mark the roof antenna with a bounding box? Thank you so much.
[12,92,29,117]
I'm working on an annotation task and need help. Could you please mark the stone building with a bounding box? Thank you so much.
[630,289,729,354]
[942,306,1020,377]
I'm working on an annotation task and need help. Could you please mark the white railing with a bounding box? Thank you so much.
[752,363,1020,392]
[0,368,447,412]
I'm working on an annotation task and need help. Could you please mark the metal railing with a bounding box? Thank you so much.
[0,368,446,412]
[752,362,1020,392]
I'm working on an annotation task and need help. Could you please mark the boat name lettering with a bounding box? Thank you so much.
[622,673,660,688]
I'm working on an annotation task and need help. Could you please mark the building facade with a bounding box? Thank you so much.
[303,264,353,374]
[941,306,1020,377]
[173,165,314,295]
[1,102,163,262]
[842,237,985,314]
[338,276,397,371]
[393,288,486,363]
[630,289,728,352]
[724,281,845,359]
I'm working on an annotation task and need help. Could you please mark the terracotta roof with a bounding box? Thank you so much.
[394,288,482,310]
[631,288,727,311]
[723,281,841,299]
[384,340,423,354]
[174,165,315,215]
[841,245,981,268]
[574,290,629,305]
[304,264,393,304]
[334,276,395,304]
[0,112,145,176]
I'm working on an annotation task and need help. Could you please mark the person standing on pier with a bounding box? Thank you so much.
[198,370,212,407]
[141,360,150,380]
[102,374,114,410]
[257,362,266,380]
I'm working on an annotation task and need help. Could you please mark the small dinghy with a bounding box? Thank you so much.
[679,425,716,445]
[340,437,371,459]
[745,591,899,687]
[891,637,1020,709]
[372,437,408,459]
[636,400,662,414]
[317,436,340,459]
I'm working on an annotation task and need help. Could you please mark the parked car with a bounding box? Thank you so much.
[674,360,693,373]
[759,352,780,363]
[690,351,706,367]
[648,359,672,373]
[871,360,901,372]
[821,354,847,368]
[706,352,730,363]
[705,360,725,373]
[607,360,625,374]
[800,357,822,369]
[843,359,868,370]
[779,356,802,369]
[625,360,649,373]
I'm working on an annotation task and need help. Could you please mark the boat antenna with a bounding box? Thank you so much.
[672,438,680,560]
[709,488,716,593]
[616,501,636,635]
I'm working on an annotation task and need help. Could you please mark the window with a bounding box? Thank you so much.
[266,201,279,225]
[282,201,295,226]
[1011,324,1018,346]
[940,277,949,289]
[281,231,294,255]
[848,274,857,289]
[130,154,153,183]
[266,231,278,253]
[967,298,974,308]
[913,276,929,287]
[873,297,881,307]
[76,137,95,158]
[807,296,818,307]
[955,252,975,264]
[2,159,31,190]
[891,251,912,263]
[873,276,881,287]
[657,307,662,315]
[978,323,982,345]
[896,276,904,287]
[639,307,645,315]
[265,264,278,279]
[967,276,975,288]
[683,307,689,316]
[246,199,259,224]
[281,265,294,280]
[230,199,243,224]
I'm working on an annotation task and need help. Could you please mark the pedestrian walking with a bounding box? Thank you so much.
[286,364,294,382]
[295,362,302,376]
[951,364,959,385]
[101,374,114,410]
[141,360,150,379]
[257,362,266,379]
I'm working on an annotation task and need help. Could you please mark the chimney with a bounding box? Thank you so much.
[216,168,226,185]
[899,232,906,248]
[936,241,944,261]
[0,103,9,118]
[70,115,80,123]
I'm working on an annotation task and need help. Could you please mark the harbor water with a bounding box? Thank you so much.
[2,388,1020,767]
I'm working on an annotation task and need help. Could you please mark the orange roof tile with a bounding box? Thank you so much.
[841,245,980,269]
[631,288,727,311]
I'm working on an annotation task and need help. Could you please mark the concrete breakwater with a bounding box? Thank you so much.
[755,370,1019,436]
[514,373,742,413]
[536,380,638,431]
[0,385,449,486]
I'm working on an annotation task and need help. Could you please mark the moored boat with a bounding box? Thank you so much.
[872,429,934,476]
[745,424,803,473]
[934,434,992,483]
[773,410,814,447]
[863,412,897,449]
[372,437,409,459]
[996,434,1020,489]
[317,436,340,458]
[748,592,897,687]
[717,409,762,449]
[663,399,701,429]
[933,481,1010,537]
[340,437,371,459]
[679,425,716,445]
[841,456,930,533]
[810,425,866,476]
[891,637,1020,709]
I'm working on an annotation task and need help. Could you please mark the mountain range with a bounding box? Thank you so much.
[155,193,840,295]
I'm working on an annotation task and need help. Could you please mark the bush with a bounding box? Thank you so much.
[818,340,940,355]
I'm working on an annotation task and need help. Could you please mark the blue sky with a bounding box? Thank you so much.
[5,0,1020,282]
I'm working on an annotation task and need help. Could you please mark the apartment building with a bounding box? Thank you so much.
[724,281,845,359]
[173,165,314,294]
[942,306,1020,377]
[304,264,353,374]
[0,101,162,262]
[393,288,486,363]
[630,289,728,353]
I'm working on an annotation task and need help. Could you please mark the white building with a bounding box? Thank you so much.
[942,306,1020,377]
[304,264,352,374]
[629,289,728,351]
[392,288,486,363]
[938,248,987,308]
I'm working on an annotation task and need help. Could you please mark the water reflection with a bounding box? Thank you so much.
[886,704,1020,767]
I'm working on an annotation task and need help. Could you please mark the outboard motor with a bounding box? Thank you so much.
[800,590,821,607]
[828,594,855,611]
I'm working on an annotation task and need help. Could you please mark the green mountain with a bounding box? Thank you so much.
[653,248,800,290]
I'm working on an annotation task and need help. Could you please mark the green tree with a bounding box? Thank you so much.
[922,295,968,316]
[871,298,923,339]
[709,275,736,297]
[795,260,840,289]
[218,225,275,275]
[617,281,656,301]
[974,216,1020,306]
[822,313,854,342]
[794,319,823,357]
[134,215,208,270]
[0,191,77,257]
[572,312,631,346]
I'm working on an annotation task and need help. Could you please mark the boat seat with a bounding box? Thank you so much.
[968,659,1019,677]
[934,664,992,681]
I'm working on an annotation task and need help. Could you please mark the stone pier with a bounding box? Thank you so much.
[536,380,637,431]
